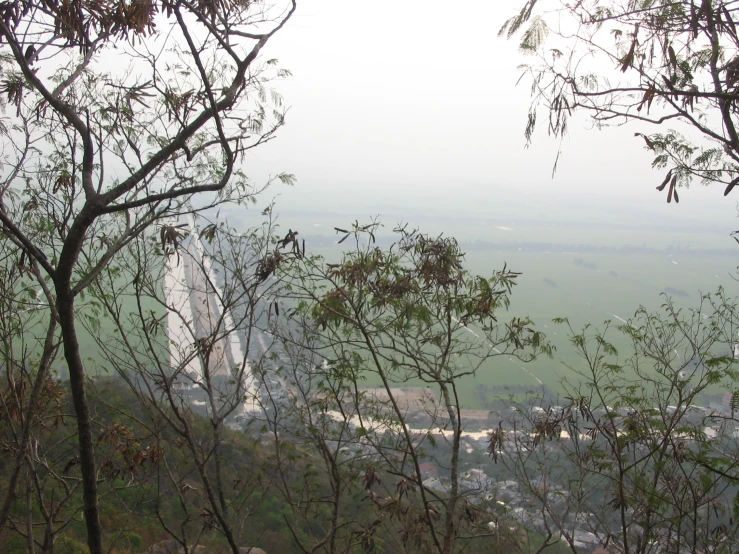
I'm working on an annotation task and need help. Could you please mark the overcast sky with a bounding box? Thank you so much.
[244,0,738,226]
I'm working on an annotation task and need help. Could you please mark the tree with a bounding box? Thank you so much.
[0,1,296,552]
[257,223,552,553]
[498,291,739,553]
[88,214,294,553]
[503,0,739,200]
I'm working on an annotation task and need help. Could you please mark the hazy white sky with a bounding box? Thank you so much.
[245,0,738,225]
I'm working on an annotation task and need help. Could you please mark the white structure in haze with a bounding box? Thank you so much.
[163,218,259,415]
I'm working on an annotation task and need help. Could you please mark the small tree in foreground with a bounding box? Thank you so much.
[504,0,739,200]
[501,290,739,553]
[87,216,287,553]
[258,223,553,553]
[0,1,296,552]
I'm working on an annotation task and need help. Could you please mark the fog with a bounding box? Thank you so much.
[235,1,732,234]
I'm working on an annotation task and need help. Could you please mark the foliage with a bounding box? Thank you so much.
[504,0,739,198]
[0,1,296,552]
[255,222,553,553]
[500,290,739,553]
[86,214,297,553]
[0,375,306,553]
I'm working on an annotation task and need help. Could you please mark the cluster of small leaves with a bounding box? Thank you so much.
[0,373,65,432]
[310,226,533,340]
[531,408,563,446]
[503,0,739,199]
[96,423,160,480]
[255,228,304,284]
[0,0,259,51]
[486,423,505,463]
[358,463,443,553]
[159,223,188,262]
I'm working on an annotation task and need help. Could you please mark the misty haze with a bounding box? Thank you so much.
[3,1,739,554]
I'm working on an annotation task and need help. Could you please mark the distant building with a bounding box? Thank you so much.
[460,468,488,490]
[360,387,436,412]
[418,462,438,480]
[422,477,450,493]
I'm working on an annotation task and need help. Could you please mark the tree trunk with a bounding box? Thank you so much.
[26,472,35,554]
[57,284,104,554]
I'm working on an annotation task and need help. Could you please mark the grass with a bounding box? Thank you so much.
[32,201,736,409]
[303,242,736,408]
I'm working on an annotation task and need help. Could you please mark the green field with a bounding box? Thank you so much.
[297,241,736,407]
[456,249,735,405]
[43,266,169,380]
[258,183,739,409]
[38,189,735,407]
